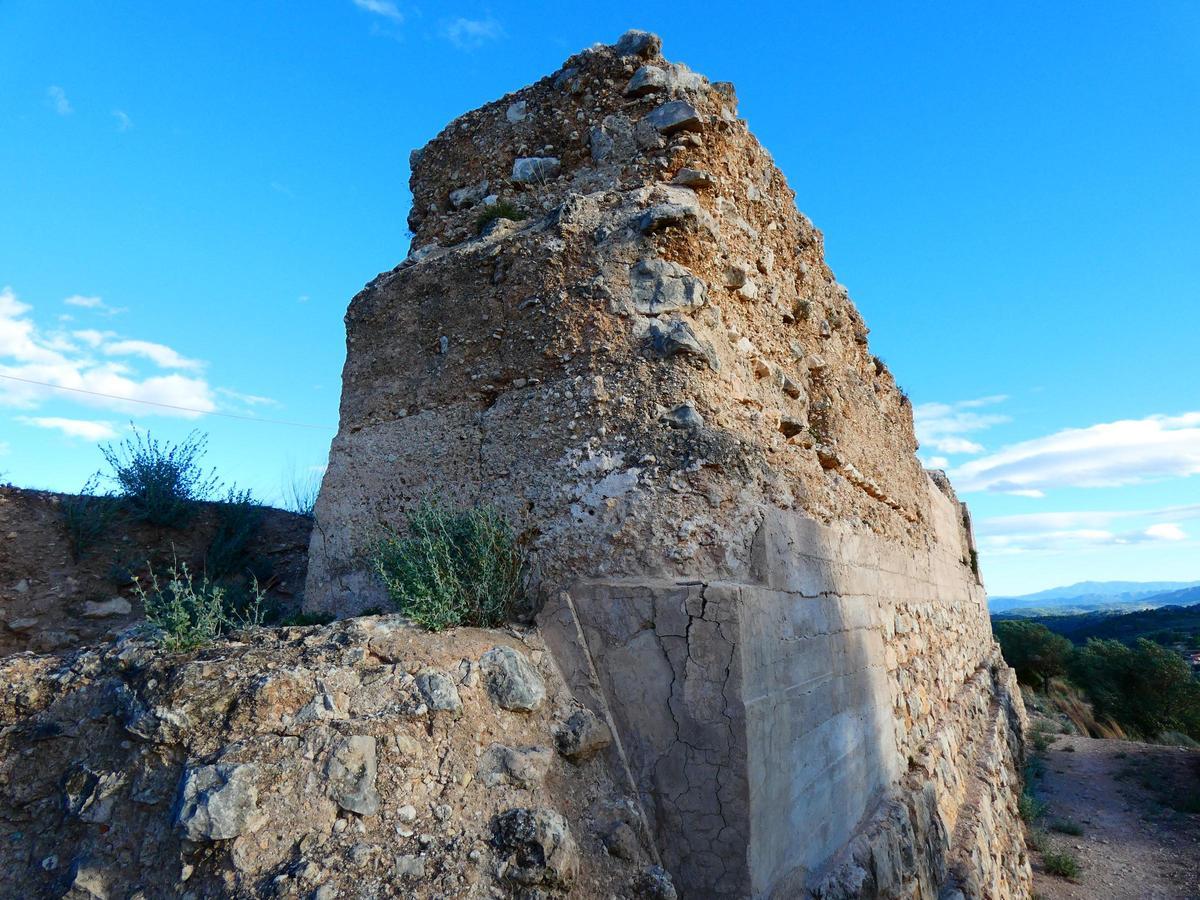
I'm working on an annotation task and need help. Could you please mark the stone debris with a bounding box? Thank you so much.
[0,618,649,898]
[629,257,708,315]
[478,743,554,788]
[643,99,702,135]
[511,156,561,183]
[325,735,379,816]
[415,667,462,713]
[632,864,679,899]
[480,645,546,711]
[554,707,613,760]
[81,597,132,618]
[175,763,263,841]
[492,806,579,889]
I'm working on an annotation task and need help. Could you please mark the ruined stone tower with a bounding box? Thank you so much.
[307,31,1030,899]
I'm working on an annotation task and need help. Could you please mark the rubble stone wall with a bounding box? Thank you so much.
[306,30,1030,899]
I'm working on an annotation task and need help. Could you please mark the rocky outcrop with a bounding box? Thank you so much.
[305,29,1030,899]
[0,616,667,898]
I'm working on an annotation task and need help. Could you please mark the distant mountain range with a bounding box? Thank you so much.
[990,580,1200,617]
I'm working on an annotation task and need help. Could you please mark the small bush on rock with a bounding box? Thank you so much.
[100,428,220,527]
[475,200,526,234]
[135,558,266,651]
[373,499,525,632]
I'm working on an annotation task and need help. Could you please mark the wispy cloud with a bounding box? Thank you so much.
[64,294,126,316]
[103,339,203,371]
[112,109,133,132]
[217,387,278,407]
[0,286,216,418]
[977,503,1200,555]
[17,416,117,441]
[913,395,1008,455]
[443,16,503,49]
[47,86,73,116]
[953,412,1200,494]
[352,0,403,21]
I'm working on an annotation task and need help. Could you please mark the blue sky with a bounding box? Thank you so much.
[1,1,1198,596]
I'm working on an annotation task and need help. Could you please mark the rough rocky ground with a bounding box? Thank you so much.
[0,615,672,898]
[1028,731,1200,899]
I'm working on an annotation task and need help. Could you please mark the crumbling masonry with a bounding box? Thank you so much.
[307,30,1032,899]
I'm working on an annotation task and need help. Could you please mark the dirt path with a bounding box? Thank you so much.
[1028,731,1200,899]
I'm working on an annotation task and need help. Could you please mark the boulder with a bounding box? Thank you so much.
[480,646,546,711]
[492,807,578,888]
[175,763,263,841]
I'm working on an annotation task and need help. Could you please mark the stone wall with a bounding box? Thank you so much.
[306,30,1030,899]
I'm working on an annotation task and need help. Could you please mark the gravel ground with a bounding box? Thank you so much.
[1027,730,1200,899]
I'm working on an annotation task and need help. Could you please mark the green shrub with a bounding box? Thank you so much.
[1030,719,1056,755]
[1019,791,1048,824]
[204,488,263,580]
[373,499,525,632]
[100,428,219,527]
[475,200,526,234]
[60,476,118,561]
[135,559,266,651]
[1042,850,1081,880]
[1050,818,1084,836]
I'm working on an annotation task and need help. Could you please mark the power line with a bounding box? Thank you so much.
[0,373,334,430]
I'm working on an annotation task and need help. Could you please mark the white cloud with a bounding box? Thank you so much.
[217,387,278,407]
[923,455,950,469]
[103,339,202,370]
[47,86,72,115]
[443,16,503,49]
[953,412,1200,493]
[913,396,1008,455]
[1144,523,1187,541]
[64,294,125,316]
[17,416,117,441]
[0,286,216,419]
[353,0,403,21]
[72,329,116,347]
[113,109,133,132]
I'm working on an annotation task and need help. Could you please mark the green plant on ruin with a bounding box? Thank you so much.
[373,498,525,632]
[60,475,119,561]
[100,428,220,527]
[135,557,266,652]
[475,200,527,234]
[204,488,264,581]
